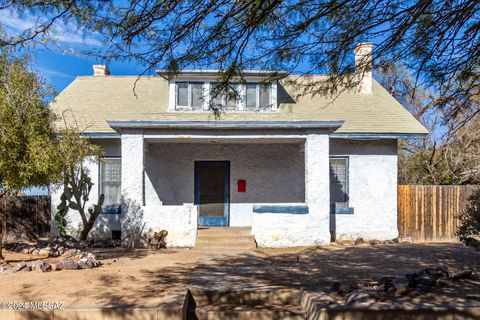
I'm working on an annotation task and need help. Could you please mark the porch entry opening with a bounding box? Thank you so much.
[194,161,230,226]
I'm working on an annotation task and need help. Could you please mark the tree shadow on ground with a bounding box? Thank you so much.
[85,247,158,260]
[6,243,480,320]
[259,242,480,306]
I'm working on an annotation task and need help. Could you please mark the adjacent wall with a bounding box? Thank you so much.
[329,139,398,240]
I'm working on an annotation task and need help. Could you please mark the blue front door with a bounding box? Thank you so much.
[195,161,230,226]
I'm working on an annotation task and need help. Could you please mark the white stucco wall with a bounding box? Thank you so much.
[51,135,399,247]
[252,134,331,247]
[329,139,398,240]
[144,142,305,227]
[50,156,121,238]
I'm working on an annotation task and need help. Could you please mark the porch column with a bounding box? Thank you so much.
[121,133,144,205]
[305,133,331,243]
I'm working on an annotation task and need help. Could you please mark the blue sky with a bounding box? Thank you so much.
[0,8,147,94]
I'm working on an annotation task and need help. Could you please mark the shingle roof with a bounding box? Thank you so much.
[51,74,428,135]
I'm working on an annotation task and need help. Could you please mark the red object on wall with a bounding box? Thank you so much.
[237,179,246,192]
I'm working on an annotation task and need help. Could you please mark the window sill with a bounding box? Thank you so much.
[102,206,121,215]
[169,109,279,113]
[331,207,354,214]
[253,204,309,214]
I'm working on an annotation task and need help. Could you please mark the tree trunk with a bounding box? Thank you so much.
[79,216,97,241]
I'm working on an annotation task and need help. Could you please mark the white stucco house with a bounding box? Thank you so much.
[50,43,427,247]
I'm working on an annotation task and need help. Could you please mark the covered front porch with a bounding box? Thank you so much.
[113,120,343,247]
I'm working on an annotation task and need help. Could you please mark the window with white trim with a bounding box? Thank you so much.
[175,82,204,110]
[210,82,241,110]
[329,157,349,212]
[99,158,122,214]
[172,81,274,111]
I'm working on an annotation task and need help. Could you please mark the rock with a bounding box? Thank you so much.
[432,266,449,278]
[31,260,52,272]
[392,276,410,296]
[416,273,435,286]
[0,264,12,273]
[399,237,413,243]
[451,270,473,281]
[38,248,50,256]
[64,249,80,256]
[335,239,354,246]
[15,261,28,272]
[55,259,79,271]
[471,273,480,281]
[378,276,395,286]
[345,290,376,304]
[369,239,381,245]
[392,238,399,243]
[354,238,364,245]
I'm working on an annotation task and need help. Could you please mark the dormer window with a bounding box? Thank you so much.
[211,83,241,110]
[246,83,271,111]
[170,80,277,112]
[176,82,204,110]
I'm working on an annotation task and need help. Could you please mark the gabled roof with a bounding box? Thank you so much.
[51,74,428,136]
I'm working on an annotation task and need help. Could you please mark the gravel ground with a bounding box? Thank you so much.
[0,247,198,307]
[257,242,480,305]
[1,242,479,308]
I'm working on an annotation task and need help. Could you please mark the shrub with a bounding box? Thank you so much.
[457,188,480,247]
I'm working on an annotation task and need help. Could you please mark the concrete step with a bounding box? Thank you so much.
[192,304,306,320]
[196,235,255,243]
[197,227,252,237]
[194,242,256,250]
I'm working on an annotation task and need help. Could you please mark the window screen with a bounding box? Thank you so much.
[191,83,204,110]
[225,84,239,110]
[100,158,122,211]
[210,83,224,109]
[259,84,270,110]
[246,83,257,110]
[330,157,348,212]
[176,82,189,107]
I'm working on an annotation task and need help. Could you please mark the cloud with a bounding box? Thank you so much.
[35,66,71,79]
[0,9,102,47]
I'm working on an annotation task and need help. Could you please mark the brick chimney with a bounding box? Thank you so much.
[354,43,373,94]
[93,65,110,76]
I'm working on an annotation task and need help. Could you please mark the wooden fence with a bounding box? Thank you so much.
[0,195,51,241]
[398,185,478,241]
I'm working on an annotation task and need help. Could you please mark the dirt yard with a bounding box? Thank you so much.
[257,242,480,305]
[1,243,479,308]
[0,247,199,307]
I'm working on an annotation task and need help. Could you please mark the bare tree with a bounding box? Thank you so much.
[378,63,480,185]
[2,1,480,125]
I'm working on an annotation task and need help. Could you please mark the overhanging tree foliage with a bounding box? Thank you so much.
[0,52,61,260]
[1,0,480,127]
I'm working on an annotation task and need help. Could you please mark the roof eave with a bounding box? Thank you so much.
[107,120,344,131]
[331,132,428,139]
